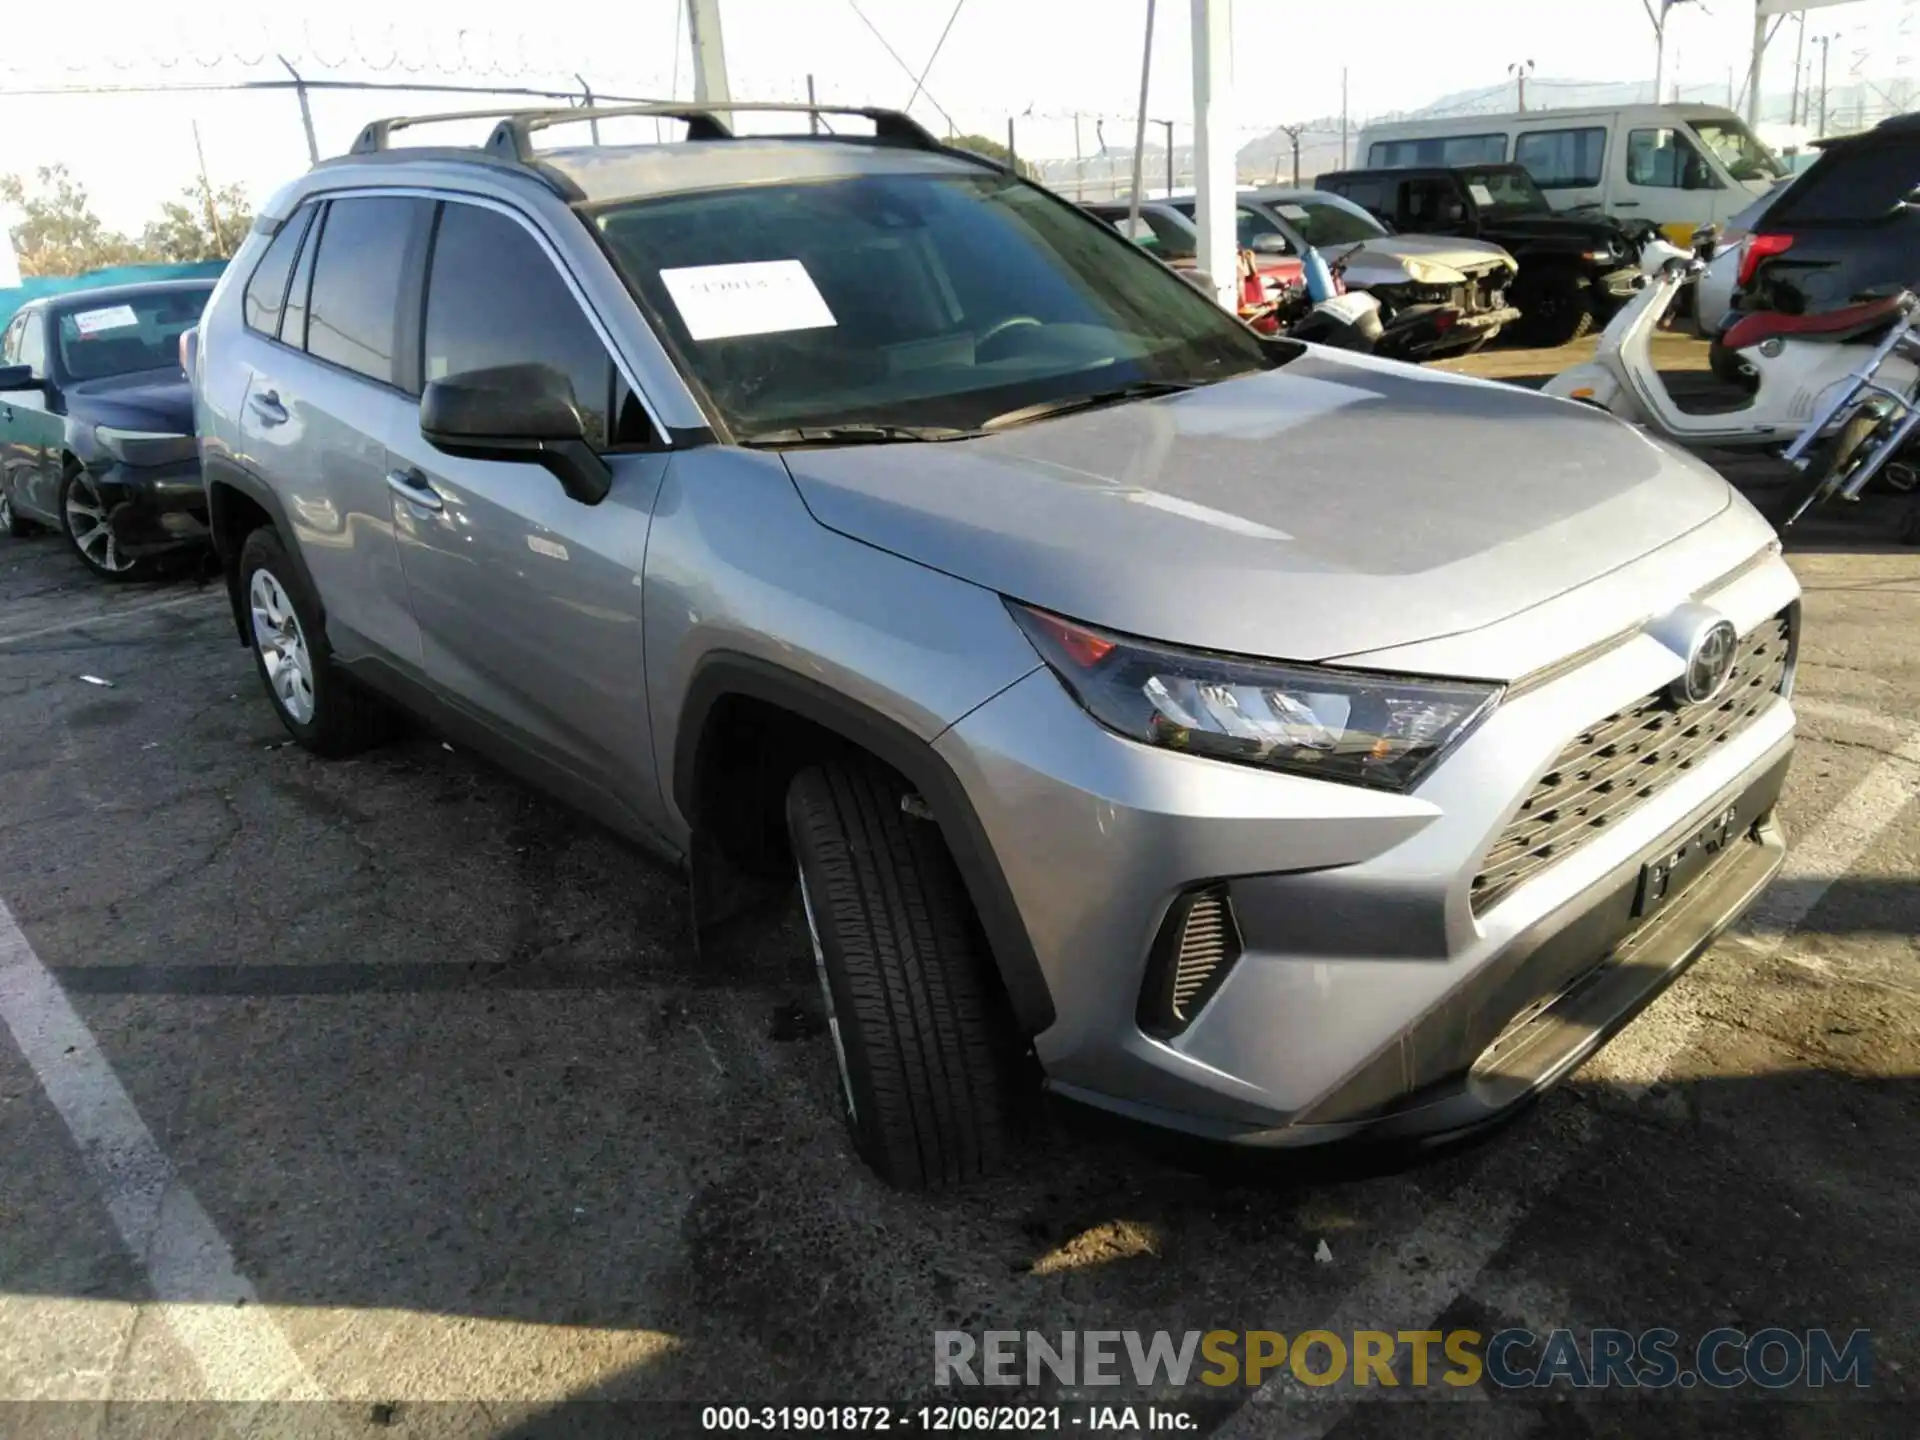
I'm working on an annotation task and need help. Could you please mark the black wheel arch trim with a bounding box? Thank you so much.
[203,454,323,648]
[674,651,1056,1037]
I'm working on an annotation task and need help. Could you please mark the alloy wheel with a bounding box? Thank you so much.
[249,568,317,724]
[63,472,136,573]
[796,866,859,1123]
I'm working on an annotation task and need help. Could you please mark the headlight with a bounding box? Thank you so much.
[93,426,197,467]
[1403,258,1465,286]
[1008,604,1502,792]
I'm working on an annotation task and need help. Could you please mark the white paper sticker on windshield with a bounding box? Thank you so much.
[1277,204,1310,220]
[1468,183,1495,206]
[658,260,836,341]
[71,304,140,335]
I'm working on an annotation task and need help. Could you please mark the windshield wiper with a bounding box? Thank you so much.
[736,422,982,448]
[980,379,1204,433]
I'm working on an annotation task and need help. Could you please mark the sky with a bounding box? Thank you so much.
[1,0,1914,232]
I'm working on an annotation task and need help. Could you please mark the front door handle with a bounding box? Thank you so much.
[249,390,289,426]
[386,468,444,513]
[1613,200,1642,208]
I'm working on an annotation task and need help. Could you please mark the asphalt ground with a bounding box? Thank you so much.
[1,346,1917,1438]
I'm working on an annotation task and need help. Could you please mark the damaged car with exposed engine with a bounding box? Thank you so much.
[1167,187,1521,358]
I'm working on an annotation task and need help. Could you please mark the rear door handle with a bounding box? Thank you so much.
[1613,201,1642,208]
[386,468,444,513]
[249,390,288,425]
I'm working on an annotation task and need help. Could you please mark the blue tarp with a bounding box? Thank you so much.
[0,261,227,330]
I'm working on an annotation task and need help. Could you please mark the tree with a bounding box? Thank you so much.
[139,182,252,264]
[0,165,141,278]
[949,133,1040,180]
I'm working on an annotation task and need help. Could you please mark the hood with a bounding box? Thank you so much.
[1335,236,1516,291]
[780,352,1732,664]
[62,367,195,434]
[1482,211,1627,249]
[1353,235,1518,281]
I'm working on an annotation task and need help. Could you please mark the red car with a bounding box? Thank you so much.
[1084,200,1306,318]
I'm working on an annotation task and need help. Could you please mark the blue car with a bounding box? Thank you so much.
[0,280,215,578]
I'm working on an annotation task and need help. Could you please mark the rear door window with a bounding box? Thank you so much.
[304,196,431,388]
[1515,127,1606,188]
[1369,134,1506,168]
[1764,139,1920,225]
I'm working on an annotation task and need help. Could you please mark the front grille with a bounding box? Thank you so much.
[1470,612,1793,916]
[1137,886,1242,1039]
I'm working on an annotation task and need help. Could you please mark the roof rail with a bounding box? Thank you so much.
[349,107,575,156]
[483,102,947,164]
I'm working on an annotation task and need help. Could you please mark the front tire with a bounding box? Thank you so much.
[1513,269,1595,348]
[238,526,395,756]
[59,465,151,580]
[785,760,1023,1189]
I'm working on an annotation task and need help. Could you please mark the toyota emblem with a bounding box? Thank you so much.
[1673,619,1739,706]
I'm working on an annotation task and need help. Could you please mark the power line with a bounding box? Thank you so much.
[842,0,958,132]
[908,0,967,113]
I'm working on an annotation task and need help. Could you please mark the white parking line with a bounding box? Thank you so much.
[0,592,219,647]
[0,897,326,1405]
[1223,722,1920,1439]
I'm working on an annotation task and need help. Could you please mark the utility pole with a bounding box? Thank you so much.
[1816,34,1831,136]
[1340,67,1348,167]
[1644,0,1698,109]
[190,120,228,256]
[1158,118,1175,195]
[1791,12,1806,125]
[1276,124,1304,186]
[576,75,601,143]
[807,75,819,132]
[1126,0,1156,236]
[279,55,318,165]
[1508,59,1535,112]
[1073,112,1084,200]
[686,0,731,106]
[1007,116,1017,170]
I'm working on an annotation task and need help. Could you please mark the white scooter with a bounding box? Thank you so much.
[1544,235,1920,452]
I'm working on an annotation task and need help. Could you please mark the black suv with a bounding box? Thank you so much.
[1315,163,1647,346]
[1732,113,1920,319]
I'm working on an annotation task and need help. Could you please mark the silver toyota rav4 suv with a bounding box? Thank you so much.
[190,104,1799,1188]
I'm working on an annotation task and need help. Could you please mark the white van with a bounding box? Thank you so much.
[1353,104,1787,244]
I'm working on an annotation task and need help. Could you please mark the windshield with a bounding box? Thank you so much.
[1459,167,1550,216]
[54,288,211,382]
[1259,196,1387,246]
[596,173,1274,437]
[1690,118,1785,184]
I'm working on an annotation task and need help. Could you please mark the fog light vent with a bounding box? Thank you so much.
[1138,886,1242,1040]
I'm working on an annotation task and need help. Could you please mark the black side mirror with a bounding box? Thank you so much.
[419,362,612,506]
[0,364,45,392]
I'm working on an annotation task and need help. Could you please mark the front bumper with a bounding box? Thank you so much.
[93,457,210,555]
[936,548,1800,1148]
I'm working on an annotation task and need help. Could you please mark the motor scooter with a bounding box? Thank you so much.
[1543,235,1920,452]
[1271,245,1463,361]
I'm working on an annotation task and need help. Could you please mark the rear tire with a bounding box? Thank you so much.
[785,760,1023,1189]
[237,526,396,757]
[1513,269,1594,348]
